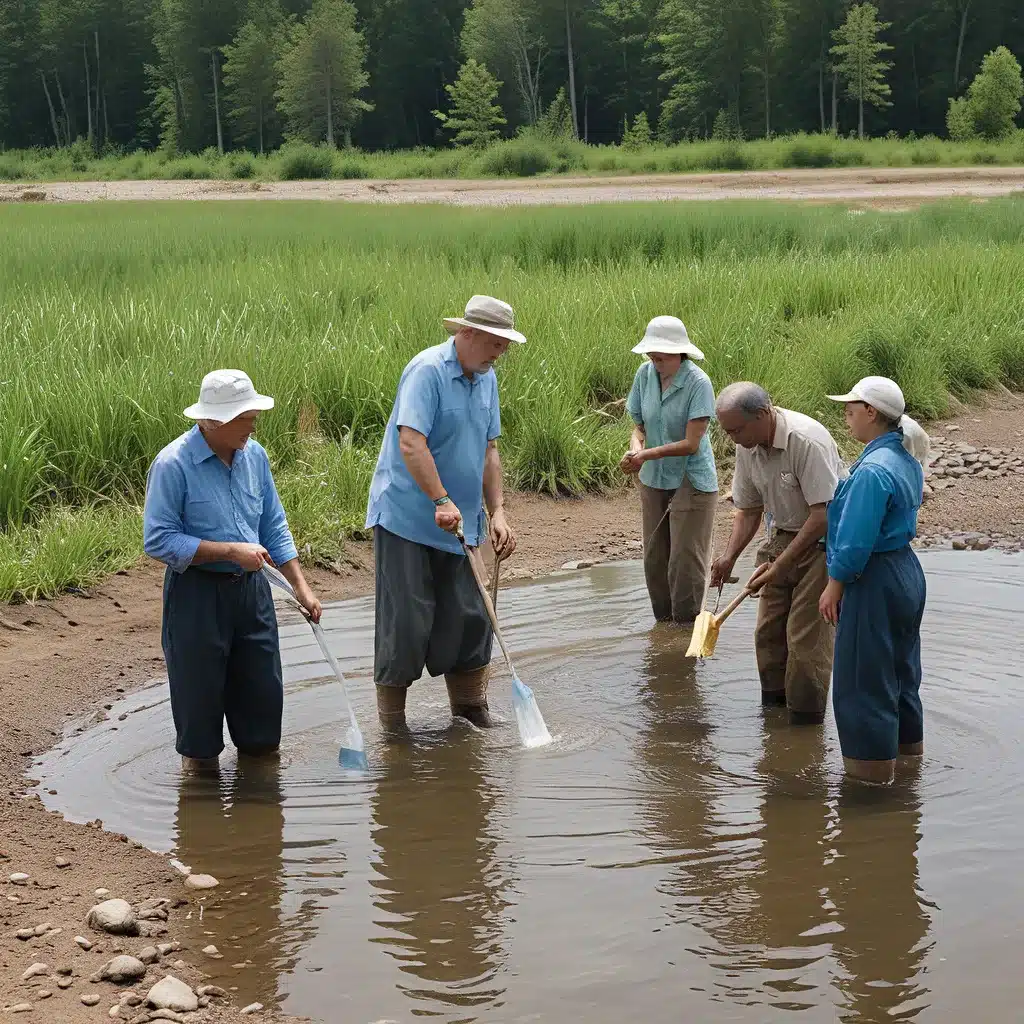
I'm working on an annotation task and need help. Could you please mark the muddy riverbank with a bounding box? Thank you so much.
[3,165,1024,208]
[2,394,1023,1021]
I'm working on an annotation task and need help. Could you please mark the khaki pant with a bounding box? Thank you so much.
[754,530,834,715]
[639,479,718,622]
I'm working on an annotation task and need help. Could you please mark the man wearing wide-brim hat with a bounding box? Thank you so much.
[365,295,522,734]
[144,369,322,774]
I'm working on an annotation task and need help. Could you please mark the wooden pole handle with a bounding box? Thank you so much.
[713,586,752,626]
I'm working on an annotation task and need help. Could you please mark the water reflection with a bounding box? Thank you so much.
[369,735,510,1018]
[831,775,932,1021]
[173,758,291,1009]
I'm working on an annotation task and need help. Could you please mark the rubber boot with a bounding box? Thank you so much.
[376,684,409,738]
[843,756,896,787]
[445,666,493,728]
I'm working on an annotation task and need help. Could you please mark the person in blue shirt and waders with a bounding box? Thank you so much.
[365,295,521,736]
[819,377,930,787]
[143,370,323,775]
[621,316,719,623]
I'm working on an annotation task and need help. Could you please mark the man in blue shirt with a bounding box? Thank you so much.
[366,295,521,734]
[144,369,322,774]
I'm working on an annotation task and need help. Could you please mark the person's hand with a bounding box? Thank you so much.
[620,450,645,475]
[709,555,737,590]
[435,499,462,534]
[819,578,844,626]
[489,509,517,561]
[295,582,323,624]
[745,561,778,594]
[231,543,274,571]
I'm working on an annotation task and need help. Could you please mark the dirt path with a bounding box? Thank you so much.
[3,165,1024,207]
[2,393,1023,1021]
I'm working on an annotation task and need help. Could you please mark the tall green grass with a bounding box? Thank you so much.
[1,198,1023,600]
[2,132,1024,183]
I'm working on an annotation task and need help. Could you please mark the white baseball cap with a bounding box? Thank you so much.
[183,369,275,423]
[827,376,905,419]
[632,316,705,360]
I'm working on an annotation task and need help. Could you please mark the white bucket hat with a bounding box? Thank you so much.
[183,369,275,423]
[443,295,527,345]
[632,316,705,360]
[827,376,905,419]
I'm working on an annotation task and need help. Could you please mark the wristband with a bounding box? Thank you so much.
[434,495,451,507]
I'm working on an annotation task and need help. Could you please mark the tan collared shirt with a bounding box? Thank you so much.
[731,408,846,531]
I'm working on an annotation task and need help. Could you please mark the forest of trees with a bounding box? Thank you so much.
[0,0,1021,154]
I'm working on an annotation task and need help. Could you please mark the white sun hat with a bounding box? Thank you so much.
[443,295,527,345]
[632,316,705,360]
[827,375,905,419]
[183,369,275,423]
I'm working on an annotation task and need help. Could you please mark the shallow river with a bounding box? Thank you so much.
[34,552,1024,1023]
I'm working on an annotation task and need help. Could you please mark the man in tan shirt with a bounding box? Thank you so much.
[710,382,846,723]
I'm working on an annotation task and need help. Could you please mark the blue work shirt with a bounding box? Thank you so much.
[365,339,500,555]
[826,430,923,583]
[143,425,298,574]
[625,359,718,492]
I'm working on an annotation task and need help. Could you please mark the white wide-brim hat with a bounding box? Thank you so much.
[444,294,527,345]
[827,375,905,420]
[632,315,705,360]
[184,368,275,422]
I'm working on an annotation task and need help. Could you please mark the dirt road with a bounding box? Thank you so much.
[3,165,1024,207]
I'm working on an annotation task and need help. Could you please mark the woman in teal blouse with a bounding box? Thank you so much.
[622,316,718,623]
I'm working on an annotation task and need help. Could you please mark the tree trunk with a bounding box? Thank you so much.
[210,50,223,155]
[258,97,264,156]
[858,94,864,140]
[818,40,825,133]
[764,63,770,137]
[55,73,72,146]
[40,71,61,147]
[831,71,838,135]
[102,90,109,144]
[583,87,588,143]
[326,74,334,147]
[94,31,102,146]
[953,0,971,92]
[82,44,94,146]
[564,0,578,138]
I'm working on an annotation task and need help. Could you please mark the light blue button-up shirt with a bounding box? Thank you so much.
[365,339,501,554]
[625,359,718,492]
[143,425,298,574]
[826,431,924,583]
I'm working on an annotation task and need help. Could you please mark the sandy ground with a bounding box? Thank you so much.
[2,166,1024,208]
[2,393,1023,1021]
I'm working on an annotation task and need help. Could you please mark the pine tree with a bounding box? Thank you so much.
[830,3,893,139]
[222,12,282,154]
[275,0,371,148]
[964,46,1023,139]
[435,58,505,147]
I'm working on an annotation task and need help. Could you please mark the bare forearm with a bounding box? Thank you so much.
[723,508,763,564]
[629,426,645,453]
[645,438,699,459]
[399,429,446,501]
[483,443,504,516]
[277,557,307,592]
[192,540,241,565]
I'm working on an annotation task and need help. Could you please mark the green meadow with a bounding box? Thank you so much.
[2,198,1023,601]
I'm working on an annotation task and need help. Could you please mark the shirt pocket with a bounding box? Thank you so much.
[239,481,264,526]
[780,470,801,490]
[184,498,220,537]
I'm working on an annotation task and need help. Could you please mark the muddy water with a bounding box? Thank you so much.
[34,552,1024,1023]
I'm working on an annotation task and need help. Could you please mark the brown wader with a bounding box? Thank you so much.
[639,479,718,623]
[754,529,834,723]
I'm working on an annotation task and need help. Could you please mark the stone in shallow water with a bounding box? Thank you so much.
[184,873,219,890]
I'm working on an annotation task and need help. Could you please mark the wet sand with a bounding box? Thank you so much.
[2,394,1023,1021]
[2,165,1024,207]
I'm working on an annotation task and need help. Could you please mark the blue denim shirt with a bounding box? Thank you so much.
[826,431,923,583]
[365,340,501,554]
[143,425,298,574]
[625,359,718,492]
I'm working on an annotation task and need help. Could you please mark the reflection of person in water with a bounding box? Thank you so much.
[830,778,932,1021]
[633,629,727,934]
[174,758,294,1010]
[369,738,508,1016]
